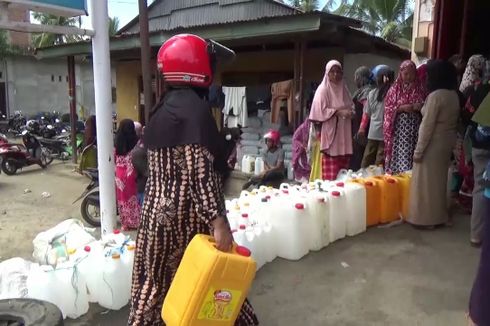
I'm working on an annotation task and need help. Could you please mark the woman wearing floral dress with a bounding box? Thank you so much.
[128,34,258,326]
[114,119,140,230]
[384,60,427,174]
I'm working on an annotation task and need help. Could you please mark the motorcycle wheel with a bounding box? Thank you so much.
[2,158,18,175]
[81,191,101,227]
[0,298,63,326]
[41,149,54,166]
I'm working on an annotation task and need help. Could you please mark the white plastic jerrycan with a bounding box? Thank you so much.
[55,260,90,319]
[254,156,265,175]
[327,190,347,242]
[306,191,329,251]
[335,181,367,236]
[77,242,104,304]
[273,199,310,261]
[97,251,130,310]
[121,242,136,298]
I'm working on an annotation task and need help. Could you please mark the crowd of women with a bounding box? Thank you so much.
[291,55,490,326]
[292,56,490,232]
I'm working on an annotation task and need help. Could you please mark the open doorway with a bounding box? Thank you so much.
[0,82,6,117]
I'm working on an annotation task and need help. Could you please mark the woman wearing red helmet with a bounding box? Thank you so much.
[242,129,285,190]
[128,34,258,325]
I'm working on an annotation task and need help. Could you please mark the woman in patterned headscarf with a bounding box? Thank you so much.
[383,60,428,174]
[460,54,486,94]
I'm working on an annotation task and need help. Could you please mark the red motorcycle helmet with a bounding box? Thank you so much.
[264,130,281,147]
[157,34,235,88]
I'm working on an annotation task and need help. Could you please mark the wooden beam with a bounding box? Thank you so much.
[0,20,94,36]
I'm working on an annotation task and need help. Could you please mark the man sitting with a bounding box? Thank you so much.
[242,130,285,189]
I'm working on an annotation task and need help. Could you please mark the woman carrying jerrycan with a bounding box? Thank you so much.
[128,34,259,326]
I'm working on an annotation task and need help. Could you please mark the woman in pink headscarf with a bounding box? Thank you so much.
[384,60,427,174]
[309,60,355,180]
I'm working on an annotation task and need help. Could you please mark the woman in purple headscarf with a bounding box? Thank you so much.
[292,119,311,182]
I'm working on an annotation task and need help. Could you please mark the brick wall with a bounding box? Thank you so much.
[7,7,31,48]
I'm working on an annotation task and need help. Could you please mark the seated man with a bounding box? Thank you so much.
[242,130,285,189]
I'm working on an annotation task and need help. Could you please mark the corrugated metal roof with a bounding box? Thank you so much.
[120,0,300,34]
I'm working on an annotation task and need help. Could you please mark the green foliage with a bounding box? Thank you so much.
[323,0,414,47]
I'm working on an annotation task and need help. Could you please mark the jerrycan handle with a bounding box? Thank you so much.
[207,236,251,257]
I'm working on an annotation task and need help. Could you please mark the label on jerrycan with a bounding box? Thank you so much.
[198,288,243,321]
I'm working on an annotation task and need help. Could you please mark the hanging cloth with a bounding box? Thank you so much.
[222,86,248,128]
[271,80,294,125]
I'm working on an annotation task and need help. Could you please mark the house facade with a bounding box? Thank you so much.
[411,0,490,63]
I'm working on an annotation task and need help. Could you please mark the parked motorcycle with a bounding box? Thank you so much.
[0,131,53,175]
[7,111,26,137]
[74,168,101,226]
[39,136,71,161]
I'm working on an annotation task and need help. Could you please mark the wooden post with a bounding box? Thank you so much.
[67,55,77,164]
[138,0,154,124]
[293,42,300,128]
[299,40,306,124]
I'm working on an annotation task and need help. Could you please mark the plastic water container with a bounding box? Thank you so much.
[254,157,265,175]
[97,252,130,310]
[338,182,367,236]
[247,226,266,270]
[350,179,381,227]
[371,176,401,223]
[56,261,90,319]
[162,234,256,326]
[393,174,412,220]
[104,229,127,247]
[77,242,104,303]
[121,242,136,297]
[26,265,59,311]
[272,198,310,261]
[305,191,329,251]
[27,262,90,319]
[261,222,276,263]
[327,190,347,242]
[241,155,255,174]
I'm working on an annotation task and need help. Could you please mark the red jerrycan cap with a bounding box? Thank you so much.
[113,229,121,234]
[365,181,374,186]
[387,178,396,184]
[241,214,249,218]
[331,191,341,197]
[239,225,247,230]
[84,245,91,252]
[236,246,252,257]
[295,203,305,210]
[282,190,289,194]
[336,182,345,187]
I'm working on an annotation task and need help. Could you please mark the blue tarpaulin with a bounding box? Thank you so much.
[17,0,87,16]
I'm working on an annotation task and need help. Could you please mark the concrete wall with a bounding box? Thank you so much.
[115,61,141,122]
[4,55,115,119]
[411,0,436,64]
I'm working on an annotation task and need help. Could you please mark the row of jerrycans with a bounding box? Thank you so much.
[351,173,412,226]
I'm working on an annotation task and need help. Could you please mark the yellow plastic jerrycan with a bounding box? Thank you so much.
[162,234,256,326]
[350,178,381,227]
[370,176,401,224]
[393,173,412,220]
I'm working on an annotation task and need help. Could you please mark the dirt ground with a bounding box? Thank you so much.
[0,163,481,326]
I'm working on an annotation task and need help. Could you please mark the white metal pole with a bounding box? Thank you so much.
[89,0,117,237]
